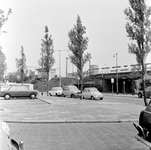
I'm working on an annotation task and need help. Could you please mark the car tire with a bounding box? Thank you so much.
[49,93,52,96]
[71,94,74,98]
[90,96,95,100]
[100,97,103,100]
[30,93,36,99]
[56,93,58,96]
[138,93,142,98]
[4,94,10,100]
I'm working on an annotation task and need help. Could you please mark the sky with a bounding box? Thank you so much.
[0,0,151,77]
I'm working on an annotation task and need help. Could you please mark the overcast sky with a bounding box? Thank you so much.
[1,0,151,76]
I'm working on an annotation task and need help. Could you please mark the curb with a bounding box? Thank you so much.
[37,98,52,104]
[5,119,139,124]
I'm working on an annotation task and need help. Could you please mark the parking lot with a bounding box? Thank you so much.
[0,94,149,149]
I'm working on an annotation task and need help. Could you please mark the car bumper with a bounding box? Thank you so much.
[94,95,103,99]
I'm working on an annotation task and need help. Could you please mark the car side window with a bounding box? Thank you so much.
[18,86,27,91]
[84,89,87,92]
[9,86,17,91]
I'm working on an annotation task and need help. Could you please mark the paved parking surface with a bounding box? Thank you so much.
[8,122,148,150]
[0,94,145,123]
[0,94,149,149]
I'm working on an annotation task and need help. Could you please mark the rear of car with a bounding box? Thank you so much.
[49,87,63,96]
[62,85,80,98]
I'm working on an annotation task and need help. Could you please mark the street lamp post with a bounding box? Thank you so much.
[55,49,69,87]
[114,53,118,94]
[66,57,70,77]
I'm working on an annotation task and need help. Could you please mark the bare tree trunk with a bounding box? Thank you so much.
[47,72,49,96]
[141,62,147,106]
[81,70,83,91]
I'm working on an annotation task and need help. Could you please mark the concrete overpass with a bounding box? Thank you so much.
[90,70,151,94]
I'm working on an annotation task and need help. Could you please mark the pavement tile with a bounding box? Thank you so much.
[8,122,148,150]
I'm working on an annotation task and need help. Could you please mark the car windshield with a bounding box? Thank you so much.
[89,88,98,92]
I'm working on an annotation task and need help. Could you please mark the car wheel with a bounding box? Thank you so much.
[90,96,95,100]
[71,94,74,98]
[100,97,103,100]
[4,94,10,100]
[30,93,36,99]
[49,93,52,96]
[56,93,58,96]
[138,93,142,98]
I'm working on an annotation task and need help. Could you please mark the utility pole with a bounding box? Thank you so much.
[55,49,69,87]
[59,50,61,87]
[66,57,69,77]
[114,53,118,94]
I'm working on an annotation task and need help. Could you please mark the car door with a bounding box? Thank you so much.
[87,89,91,99]
[148,87,151,98]
[18,86,29,97]
[83,89,89,99]
[8,86,18,97]
[63,87,67,96]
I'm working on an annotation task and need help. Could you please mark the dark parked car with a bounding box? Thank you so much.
[139,101,151,141]
[0,85,38,100]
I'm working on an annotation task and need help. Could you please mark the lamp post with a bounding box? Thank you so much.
[66,57,70,77]
[55,49,69,87]
[114,53,118,94]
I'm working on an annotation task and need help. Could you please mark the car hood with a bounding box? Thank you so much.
[92,92,103,96]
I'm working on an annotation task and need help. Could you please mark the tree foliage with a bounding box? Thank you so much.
[40,26,55,95]
[0,8,12,28]
[16,46,26,84]
[68,15,91,90]
[0,8,12,81]
[124,0,151,106]
[0,49,7,81]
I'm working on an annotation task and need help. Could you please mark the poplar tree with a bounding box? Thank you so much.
[68,15,91,90]
[124,0,151,106]
[40,26,54,95]
[16,46,26,84]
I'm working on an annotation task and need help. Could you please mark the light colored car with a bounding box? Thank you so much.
[0,119,24,150]
[82,87,103,100]
[0,85,38,100]
[62,85,80,98]
[49,87,63,96]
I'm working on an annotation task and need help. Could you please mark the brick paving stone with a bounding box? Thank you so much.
[8,122,148,150]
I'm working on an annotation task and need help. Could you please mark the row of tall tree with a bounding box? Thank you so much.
[38,15,91,95]
[0,1,151,106]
